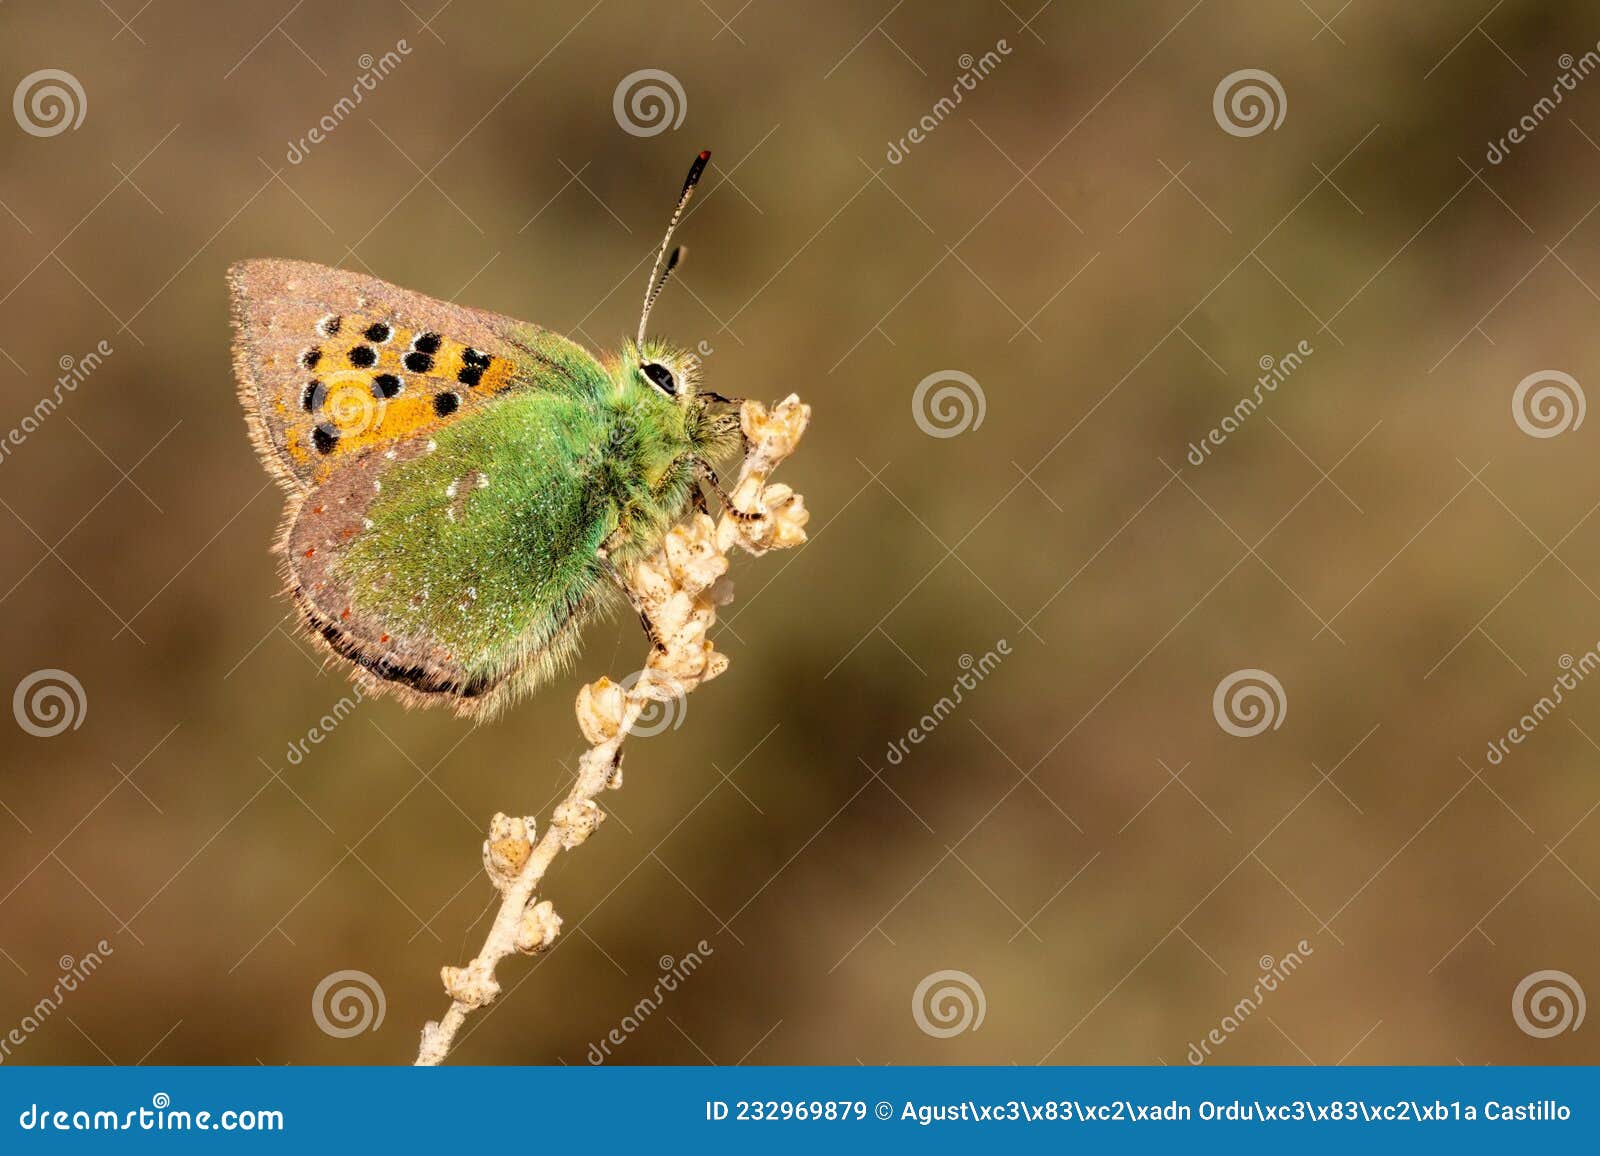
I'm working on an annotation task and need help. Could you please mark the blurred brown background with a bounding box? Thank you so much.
[2,0,1599,1066]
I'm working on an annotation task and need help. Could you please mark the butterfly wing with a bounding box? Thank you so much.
[285,388,617,718]
[230,260,618,715]
[228,258,604,490]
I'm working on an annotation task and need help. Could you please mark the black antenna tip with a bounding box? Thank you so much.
[684,150,711,192]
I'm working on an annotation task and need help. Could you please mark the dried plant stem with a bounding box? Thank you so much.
[413,709,633,1066]
[415,395,811,1066]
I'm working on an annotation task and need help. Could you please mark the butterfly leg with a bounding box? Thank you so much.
[596,542,667,653]
[695,458,759,520]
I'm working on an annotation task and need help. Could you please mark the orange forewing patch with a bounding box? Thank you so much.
[276,313,518,480]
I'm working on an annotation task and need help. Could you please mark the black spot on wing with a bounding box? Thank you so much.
[457,348,492,387]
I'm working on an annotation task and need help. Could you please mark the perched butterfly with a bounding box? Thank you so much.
[231,152,745,718]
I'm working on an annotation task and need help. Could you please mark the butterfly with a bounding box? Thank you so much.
[230,152,745,718]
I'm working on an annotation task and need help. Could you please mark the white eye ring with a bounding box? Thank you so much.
[640,361,677,397]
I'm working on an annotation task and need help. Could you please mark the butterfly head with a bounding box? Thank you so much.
[610,337,740,465]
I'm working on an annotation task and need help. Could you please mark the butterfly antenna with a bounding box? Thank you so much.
[637,150,710,352]
[642,245,685,336]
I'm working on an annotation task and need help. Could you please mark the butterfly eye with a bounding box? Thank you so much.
[640,362,677,397]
